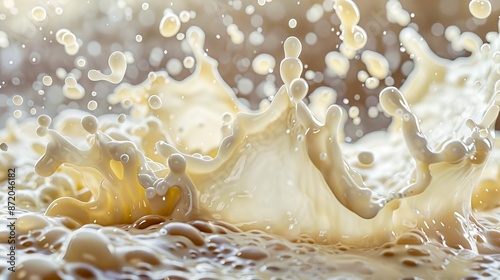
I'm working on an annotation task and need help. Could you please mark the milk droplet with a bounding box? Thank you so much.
[120,154,130,163]
[62,32,76,46]
[179,10,190,23]
[42,75,53,86]
[82,115,98,134]
[365,77,380,89]
[159,12,181,38]
[469,0,491,20]
[284,36,302,58]
[325,51,350,77]
[306,4,324,23]
[348,106,359,118]
[37,115,52,127]
[290,78,308,102]
[31,6,47,22]
[88,51,127,84]
[357,70,368,83]
[288,18,297,29]
[183,56,195,69]
[168,153,186,173]
[252,53,276,75]
[361,50,390,79]
[13,110,22,118]
[36,126,48,137]
[0,142,8,151]
[117,114,126,123]
[63,83,85,100]
[87,100,98,111]
[358,151,374,165]
[148,95,162,110]
[12,95,23,106]
[237,78,254,95]
[76,57,86,68]
[65,77,77,88]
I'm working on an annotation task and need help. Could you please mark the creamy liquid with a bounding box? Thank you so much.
[1,0,500,279]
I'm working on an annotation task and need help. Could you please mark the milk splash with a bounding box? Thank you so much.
[1,0,500,279]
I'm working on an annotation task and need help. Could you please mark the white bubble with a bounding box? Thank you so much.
[288,18,297,29]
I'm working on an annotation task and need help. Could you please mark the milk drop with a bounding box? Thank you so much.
[179,10,190,23]
[81,115,98,134]
[306,3,324,23]
[42,75,52,86]
[12,95,23,106]
[288,18,297,29]
[56,29,80,56]
[159,12,181,38]
[334,0,367,51]
[348,106,359,118]
[183,56,195,69]
[76,57,86,68]
[13,110,22,118]
[361,50,390,79]
[365,77,380,89]
[386,0,411,26]
[325,51,350,77]
[37,114,51,127]
[357,151,374,165]
[117,114,126,123]
[87,100,98,111]
[252,54,276,75]
[88,51,127,84]
[469,0,492,20]
[148,95,162,110]
[237,78,254,95]
[0,142,8,151]
[31,6,47,22]
[63,77,85,100]
[283,36,302,58]
[357,70,368,83]
[64,77,77,88]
